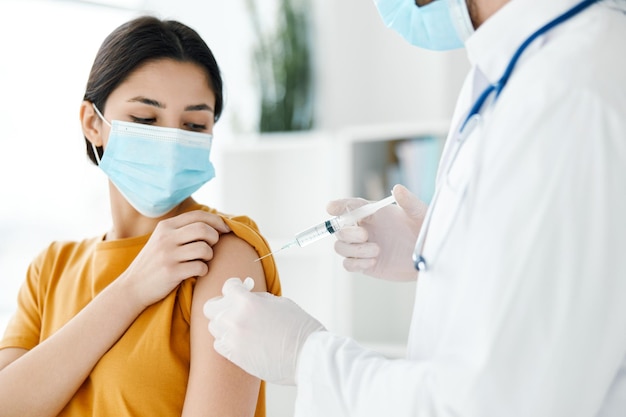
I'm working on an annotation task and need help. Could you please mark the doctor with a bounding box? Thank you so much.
[204,0,626,415]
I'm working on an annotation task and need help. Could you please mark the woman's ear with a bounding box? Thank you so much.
[80,101,104,147]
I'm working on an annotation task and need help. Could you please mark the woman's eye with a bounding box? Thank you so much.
[130,116,156,125]
[185,123,207,131]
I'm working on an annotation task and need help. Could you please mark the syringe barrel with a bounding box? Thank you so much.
[287,195,395,251]
[294,217,342,247]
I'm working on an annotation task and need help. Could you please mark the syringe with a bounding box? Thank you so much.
[255,195,396,261]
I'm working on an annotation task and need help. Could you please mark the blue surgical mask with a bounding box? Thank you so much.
[374,0,474,51]
[92,104,216,218]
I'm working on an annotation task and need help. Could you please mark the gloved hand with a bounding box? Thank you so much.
[203,277,325,386]
[327,184,426,281]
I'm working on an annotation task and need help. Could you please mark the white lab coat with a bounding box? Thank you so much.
[294,0,626,416]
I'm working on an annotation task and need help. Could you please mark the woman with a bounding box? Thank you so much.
[0,16,280,417]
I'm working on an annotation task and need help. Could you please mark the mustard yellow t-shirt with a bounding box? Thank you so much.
[0,204,281,417]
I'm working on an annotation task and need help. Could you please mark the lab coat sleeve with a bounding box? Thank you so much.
[295,331,443,417]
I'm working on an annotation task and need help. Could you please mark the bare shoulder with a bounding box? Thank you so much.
[197,232,268,295]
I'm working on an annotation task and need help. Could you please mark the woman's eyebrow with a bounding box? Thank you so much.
[185,103,214,113]
[127,96,213,113]
[127,96,164,108]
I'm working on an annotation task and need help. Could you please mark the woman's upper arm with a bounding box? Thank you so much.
[0,348,27,372]
[182,233,267,417]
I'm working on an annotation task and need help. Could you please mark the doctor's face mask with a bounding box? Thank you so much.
[92,104,216,218]
[374,0,474,50]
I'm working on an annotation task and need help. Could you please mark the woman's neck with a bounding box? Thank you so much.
[105,182,197,240]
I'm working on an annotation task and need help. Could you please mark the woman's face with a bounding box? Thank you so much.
[97,58,216,147]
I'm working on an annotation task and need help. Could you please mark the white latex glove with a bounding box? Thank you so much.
[203,277,325,386]
[327,184,426,281]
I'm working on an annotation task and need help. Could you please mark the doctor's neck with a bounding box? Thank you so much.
[414,0,510,28]
[467,0,511,27]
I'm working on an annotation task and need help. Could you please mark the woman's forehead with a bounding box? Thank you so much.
[109,59,215,108]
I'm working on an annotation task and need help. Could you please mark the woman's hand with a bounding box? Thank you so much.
[121,210,231,309]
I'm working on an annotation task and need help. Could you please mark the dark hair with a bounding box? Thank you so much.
[83,16,223,164]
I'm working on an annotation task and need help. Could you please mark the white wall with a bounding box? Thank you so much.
[312,0,468,129]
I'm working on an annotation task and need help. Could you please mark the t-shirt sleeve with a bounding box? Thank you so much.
[222,215,282,297]
[0,246,49,350]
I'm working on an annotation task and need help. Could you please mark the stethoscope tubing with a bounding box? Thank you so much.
[413,0,602,272]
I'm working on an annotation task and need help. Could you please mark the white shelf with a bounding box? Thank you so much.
[336,119,450,143]
[332,122,448,344]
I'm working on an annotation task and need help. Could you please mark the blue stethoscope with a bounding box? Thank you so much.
[412,0,601,272]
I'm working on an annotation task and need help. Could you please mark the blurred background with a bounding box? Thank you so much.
[0,0,469,414]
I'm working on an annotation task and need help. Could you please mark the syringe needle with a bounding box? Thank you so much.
[254,251,278,262]
[253,240,298,262]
